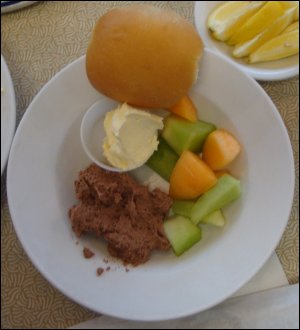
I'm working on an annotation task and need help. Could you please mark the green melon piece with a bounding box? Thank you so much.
[201,209,225,227]
[146,137,179,181]
[173,201,226,227]
[172,200,194,218]
[163,215,202,256]
[162,115,216,155]
[191,175,241,225]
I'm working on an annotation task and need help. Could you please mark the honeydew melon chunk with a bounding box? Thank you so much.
[172,201,225,227]
[162,115,216,156]
[163,216,202,256]
[191,175,241,225]
[172,200,194,218]
[146,137,178,181]
[201,209,225,227]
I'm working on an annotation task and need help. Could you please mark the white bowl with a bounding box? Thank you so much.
[1,54,16,174]
[7,50,294,320]
[194,1,299,81]
[80,98,125,172]
[81,99,167,173]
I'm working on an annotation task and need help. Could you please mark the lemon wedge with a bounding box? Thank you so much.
[295,5,299,20]
[228,1,285,45]
[284,21,299,33]
[233,7,296,58]
[280,1,299,20]
[207,1,266,42]
[249,29,299,63]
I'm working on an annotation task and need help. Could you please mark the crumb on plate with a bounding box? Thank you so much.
[97,267,104,276]
[83,247,95,259]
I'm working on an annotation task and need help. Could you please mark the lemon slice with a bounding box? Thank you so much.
[249,29,299,63]
[207,1,266,42]
[228,1,285,45]
[233,7,296,58]
[284,21,299,33]
[280,1,299,20]
[295,5,299,20]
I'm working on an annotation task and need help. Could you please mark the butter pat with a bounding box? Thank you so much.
[103,103,164,170]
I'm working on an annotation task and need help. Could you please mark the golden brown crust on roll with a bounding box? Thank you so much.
[86,5,203,109]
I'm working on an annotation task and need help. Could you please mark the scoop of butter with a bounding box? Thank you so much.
[103,103,164,170]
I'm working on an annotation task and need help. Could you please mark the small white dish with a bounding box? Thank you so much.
[80,98,124,172]
[1,54,16,174]
[1,1,38,14]
[81,100,166,173]
[194,1,299,81]
[7,50,294,321]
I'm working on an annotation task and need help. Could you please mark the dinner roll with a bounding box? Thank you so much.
[86,5,203,109]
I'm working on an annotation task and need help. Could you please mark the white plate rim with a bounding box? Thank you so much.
[6,50,295,321]
[1,1,38,14]
[1,54,16,175]
[194,1,299,81]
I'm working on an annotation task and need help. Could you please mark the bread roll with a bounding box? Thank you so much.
[86,5,203,109]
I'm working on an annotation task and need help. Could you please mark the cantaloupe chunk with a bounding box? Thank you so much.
[214,170,230,178]
[202,130,241,170]
[169,150,217,200]
[168,96,198,122]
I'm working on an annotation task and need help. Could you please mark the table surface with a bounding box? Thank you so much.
[1,1,299,329]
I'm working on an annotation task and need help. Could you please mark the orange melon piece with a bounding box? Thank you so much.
[169,150,217,200]
[169,96,198,122]
[214,170,230,178]
[202,129,241,170]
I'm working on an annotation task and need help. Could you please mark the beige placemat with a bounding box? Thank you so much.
[1,1,299,329]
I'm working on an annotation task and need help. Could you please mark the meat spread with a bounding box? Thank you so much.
[69,164,172,265]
